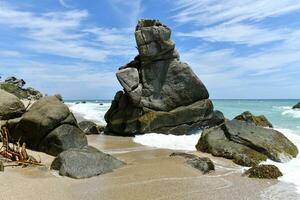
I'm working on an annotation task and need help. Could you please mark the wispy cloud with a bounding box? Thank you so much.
[172,0,300,26]
[0,2,137,62]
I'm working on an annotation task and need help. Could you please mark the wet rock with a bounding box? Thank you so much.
[292,102,300,109]
[105,19,221,136]
[187,157,215,174]
[244,164,283,179]
[0,89,25,120]
[51,146,125,179]
[170,152,214,174]
[196,120,298,166]
[234,111,273,128]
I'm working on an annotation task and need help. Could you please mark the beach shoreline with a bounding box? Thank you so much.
[1,131,299,200]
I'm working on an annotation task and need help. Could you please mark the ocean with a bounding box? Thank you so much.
[65,99,300,194]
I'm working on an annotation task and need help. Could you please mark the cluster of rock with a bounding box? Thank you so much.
[0,76,43,100]
[0,89,124,178]
[105,19,223,136]
[78,121,104,135]
[196,115,298,167]
[293,102,300,109]
[243,164,283,179]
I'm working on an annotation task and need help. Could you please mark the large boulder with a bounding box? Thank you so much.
[196,120,298,166]
[292,102,300,109]
[234,111,273,128]
[12,96,87,155]
[105,19,222,135]
[51,146,125,179]
[0,89,25,120]
[244,164,283,179]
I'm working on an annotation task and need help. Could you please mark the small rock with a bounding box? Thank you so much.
[51,146,125,179]
[78,121,101,135]
[186,157,215,174]
[170,152,197,159]
[170,152,215,174]
[292,102,300,109]
[0,161,4,172]
[234,111,273,128]
[244,164,283,179]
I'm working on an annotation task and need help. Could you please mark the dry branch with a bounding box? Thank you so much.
[0,125,42,167]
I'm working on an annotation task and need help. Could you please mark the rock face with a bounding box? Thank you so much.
[51,146,125,179]
[170,152,215,174]
[196,120,298,166]
[78,121,102,135]
[105,19,222,135]
[293,102,300,109]
[12,96,87,156]
[234,111,273,128]
[0,89,25,120]
[0,76,42,100]
[244,165,283,179]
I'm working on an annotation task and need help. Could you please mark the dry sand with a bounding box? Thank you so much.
[1,134,299,200]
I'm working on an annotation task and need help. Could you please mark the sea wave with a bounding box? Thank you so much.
[134,128,300,194]
[66,102,111,125]
[133,132,201,151]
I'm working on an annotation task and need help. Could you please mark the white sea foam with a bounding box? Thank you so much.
[261,128,300,194]
[282,109,300,119]
[66,102,111,125]
[134,128,300,194]
[133,132,201,151]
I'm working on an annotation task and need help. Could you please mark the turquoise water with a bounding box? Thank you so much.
[213,99,300,132]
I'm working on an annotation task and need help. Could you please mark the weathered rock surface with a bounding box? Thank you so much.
[12,96,87,156]
[51,146,125,179]
[0,89,25,120]
[292,102,300,109]
[234,111,273,128]
[39,124,87,156]
[105,19,222,135]
[196,120,298,166]
[244,164,283,179]
[0,161,4,172]
[78,121,102,135]
[0,76,42,100]
[170,152,215,174]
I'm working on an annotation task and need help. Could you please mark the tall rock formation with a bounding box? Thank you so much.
[105,19,223,135]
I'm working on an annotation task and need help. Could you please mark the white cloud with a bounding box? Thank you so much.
[177,23,290,45]
[172,0,300,26]
[0,3,137,62]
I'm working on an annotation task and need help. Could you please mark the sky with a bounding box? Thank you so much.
[1,0,300,99]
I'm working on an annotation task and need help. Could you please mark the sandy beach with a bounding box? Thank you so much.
[1,133,299,200]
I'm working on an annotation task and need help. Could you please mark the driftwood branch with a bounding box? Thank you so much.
[0,126,42,167]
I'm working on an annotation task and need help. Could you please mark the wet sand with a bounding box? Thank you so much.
[1,134,299,200]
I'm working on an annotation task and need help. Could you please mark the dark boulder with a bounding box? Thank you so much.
[170,152,214,174]
[197,125,267,167]
[234,111,273,128]
[12,96,87,155]
[292,102,300,109]
[244,164,283,179]
[0,89,25,120]
[105,19,221,136]
[78,121,101,135]
[39,124,87,156]
[196,120,298,166]
[51,146,125,179]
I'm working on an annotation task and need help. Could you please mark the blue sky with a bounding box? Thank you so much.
[1,0,300,99]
